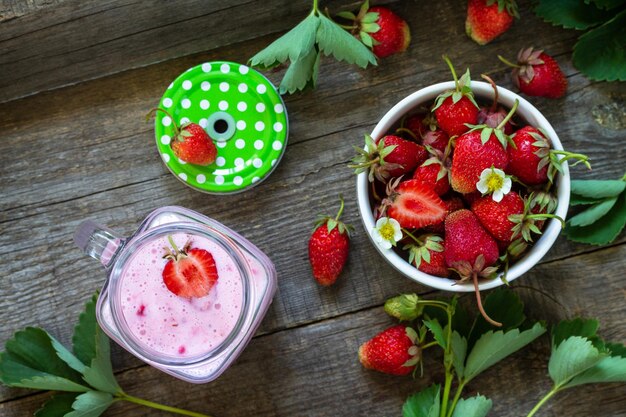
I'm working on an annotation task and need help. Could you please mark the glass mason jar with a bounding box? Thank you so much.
[74,206,277,383]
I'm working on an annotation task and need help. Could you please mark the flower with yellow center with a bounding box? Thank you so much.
[372,217,403,250]
[476,166,512,202]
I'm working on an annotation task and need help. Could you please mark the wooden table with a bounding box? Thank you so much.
[1,1,625,416]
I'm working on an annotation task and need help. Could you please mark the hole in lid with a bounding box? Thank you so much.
[214,119,229,134]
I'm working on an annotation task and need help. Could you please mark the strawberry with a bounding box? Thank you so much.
[477,74,514,134]
[148,108,217,166]
[433,56,480,137]
[402,113,449,153]
[528,190,558,231]
[449,100,518,193]
[381,178,447,229]
[424,196,465,234]
[308,196,353,286]
[466,0,518,45]
[471,191,525,243]
[404,235,449,277]
[343,1,411,59]
[412,159,450,196]
[421,129,450,153]
[499,47,567,98]
[444,209,501,326]
[350,134,427,182]
[358,325,421,375]
[162,236,219,298]
[508,193,564,243]
[507,126,590,185]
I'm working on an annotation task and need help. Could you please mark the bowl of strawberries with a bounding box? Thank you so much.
[353,58,586,325]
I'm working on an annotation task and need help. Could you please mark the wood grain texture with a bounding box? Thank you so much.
[1,0,625,415]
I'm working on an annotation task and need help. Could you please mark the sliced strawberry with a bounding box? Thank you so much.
[162,237,219,298]
[384,179,446,228]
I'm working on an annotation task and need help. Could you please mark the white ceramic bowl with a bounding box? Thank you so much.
[356,81,570,292]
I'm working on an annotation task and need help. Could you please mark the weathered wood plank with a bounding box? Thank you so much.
[1,244,625,415]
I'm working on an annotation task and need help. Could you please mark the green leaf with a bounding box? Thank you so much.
[66,391,114,417]
[570,179,626,199]
[35,393,78,417]
[279,48,320,94]
[564,189,626,245]
[607,342,626,357]
[573,9,626,81]
[568,197,618,227]
[402,384,440,417]
[585,0,626,10]
[464,323,546,382]
[451,395,493,417]
[249,13,320,68]
[569,194,606,205]
[424,318,447,349]
[468,288,526,349]
[335,11,356,20]
[0,327,89,392]
[565,355,626,387]
[451,331,467,379]
[316,14,377,68]
[549,336,604,387]
[73,293,120,394]
[552,318,600,348]
[534,0,615,30]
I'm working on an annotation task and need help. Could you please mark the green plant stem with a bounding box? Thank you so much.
[421,340,439,350]
[497,55,520,68]
[119,393,213,417]
[440,372,454,417]
[446,381,467,417]
[402,228,423,245]
[496,99,519,130]
[442,55,459,91]
[525,387,560,417]
[335,195,345,221]
[312,0,319,13]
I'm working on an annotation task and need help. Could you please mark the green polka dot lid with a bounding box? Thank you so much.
[155,61,288,193]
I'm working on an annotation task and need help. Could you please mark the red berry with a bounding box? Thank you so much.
[384,179,447,229]
[450,130,509,194]
[423,196,465,234]
[444,209,499,270]
[308,198,352,286]
[358,325,420,375]
[507,126,549,185]
[408,236,449,277]
[162,238,219,298]
[368,7,411,58]
[471,192,525,243]
[412,162,450,196]
[503,47,567,98]
[466,0,517,45]
[422,129,450,153]
[434,96,479,137]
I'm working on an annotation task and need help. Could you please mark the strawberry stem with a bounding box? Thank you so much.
[402,228,424,245]
[146,108,180,137]
[497,99,518,130]
[395,127,418,141]
[442,55,460,92]
[498,54,521,69]
[472,273,502,327]
[167,235,181,254]
[334,195,345,222]
[525,213,565,228]
[118,393,213,417]
[481,74,499,112]
[550,150,591,170]
[312,0,319,13]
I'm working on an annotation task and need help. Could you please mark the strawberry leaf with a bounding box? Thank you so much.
[572,9,626,81]
[316,13,377,68]
[35,393,79,417]
[565,355,626,387]
[585,0,626,10]
[534,0,615,30]
[564,189,626,245]
[424,318,447,349]
[463,323,546,382]
[450,395,492,417]
[402,384,441,417]
[279,48,320,94]
[467,288,526,349]
[451,331,468,378]
[552,318,602,349]
[549,336,604,387]
[568,197,618,227]
[249,13,320,68]
[571,179,626,199]
[65,391,114,417]
[607,342,626,357]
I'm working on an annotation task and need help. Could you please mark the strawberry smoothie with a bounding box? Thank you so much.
[118,232,244,359]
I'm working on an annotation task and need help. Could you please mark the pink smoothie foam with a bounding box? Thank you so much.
[118,232,243,358]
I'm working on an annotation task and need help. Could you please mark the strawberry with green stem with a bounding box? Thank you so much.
[308,196,353,286]
[403,232,449,277]
[449,99,519,194]
[358,325,422,375]
[507,125,590,185]
[444,209,502,326]
[147,108,217,166]
[498,47,567,98]
[350,134,427,183]
[336,0,410,58]
[162,236,219,298]
[433,55,480,137]
[466,0,519,45]
[509,192,565,243]
[412,141,453,196]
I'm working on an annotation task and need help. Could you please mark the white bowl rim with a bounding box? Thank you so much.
[356,81,570,292]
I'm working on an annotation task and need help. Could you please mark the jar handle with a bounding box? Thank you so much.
[74,220,125,268]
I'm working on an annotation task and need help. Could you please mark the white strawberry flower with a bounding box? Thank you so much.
[476,166,512,202]
[372,217,403,250]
